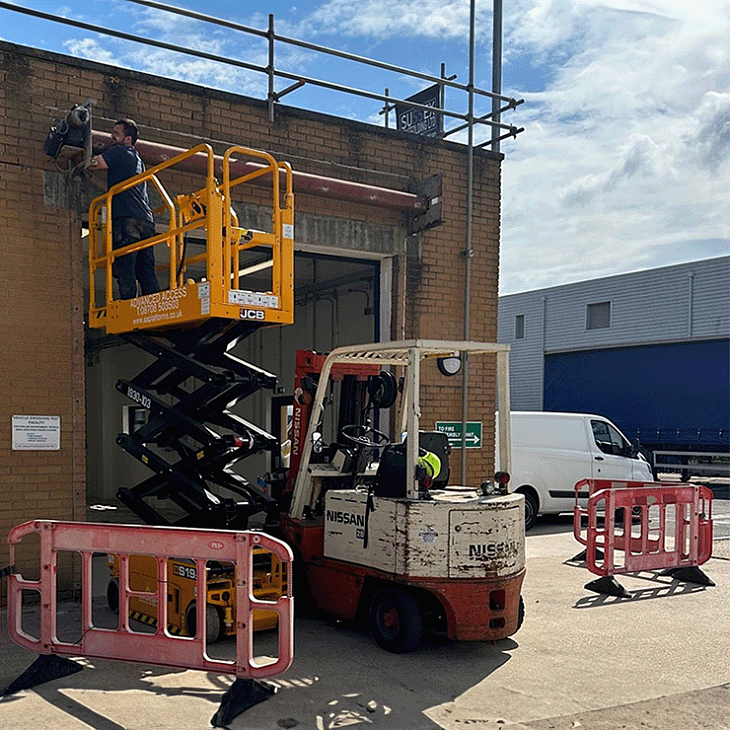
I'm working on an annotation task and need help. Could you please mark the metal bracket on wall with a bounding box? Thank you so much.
[408,174,443,234]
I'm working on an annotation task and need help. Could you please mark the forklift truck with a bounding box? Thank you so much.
[278,340,525,652]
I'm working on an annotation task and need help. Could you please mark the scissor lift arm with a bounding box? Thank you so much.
[84,143,295,530]
[115,318,282,528]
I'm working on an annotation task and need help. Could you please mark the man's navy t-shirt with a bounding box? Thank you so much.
[101,144,154,223]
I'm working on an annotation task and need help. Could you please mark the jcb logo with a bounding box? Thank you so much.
[240,309,265,320]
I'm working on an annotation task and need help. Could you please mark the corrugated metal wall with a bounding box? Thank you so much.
[498,256,730,410]
[543,340,730,449]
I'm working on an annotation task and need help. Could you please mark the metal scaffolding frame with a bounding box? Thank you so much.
[0,0,523,148]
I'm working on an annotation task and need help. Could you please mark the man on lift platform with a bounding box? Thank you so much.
[89,119,159,300]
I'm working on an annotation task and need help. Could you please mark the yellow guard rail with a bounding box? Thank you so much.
[88,143,294,334]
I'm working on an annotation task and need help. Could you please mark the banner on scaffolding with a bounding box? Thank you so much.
[395,84,443,138]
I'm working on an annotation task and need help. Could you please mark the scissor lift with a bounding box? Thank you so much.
[88,143,294,528]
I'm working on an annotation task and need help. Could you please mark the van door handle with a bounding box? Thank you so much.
[594,456,604,461]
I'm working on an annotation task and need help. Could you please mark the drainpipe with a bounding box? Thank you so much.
[460,0,476,482]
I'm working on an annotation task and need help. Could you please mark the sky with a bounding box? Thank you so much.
[1,0,728,294]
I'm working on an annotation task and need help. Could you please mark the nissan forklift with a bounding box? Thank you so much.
[275,341,525,652]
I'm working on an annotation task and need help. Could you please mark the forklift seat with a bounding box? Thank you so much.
[373,431,451,497]
[417,431,451,487]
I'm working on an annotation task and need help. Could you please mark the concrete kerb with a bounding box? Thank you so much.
[712,537,730,559]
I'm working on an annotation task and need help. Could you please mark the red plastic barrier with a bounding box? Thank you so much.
[574,479,713,578]
[5,521,293,677]
[573,479,655,548]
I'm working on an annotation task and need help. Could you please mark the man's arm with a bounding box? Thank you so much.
[85,151,108,191]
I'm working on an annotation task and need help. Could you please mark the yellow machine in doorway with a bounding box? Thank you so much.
[106,548,285,641]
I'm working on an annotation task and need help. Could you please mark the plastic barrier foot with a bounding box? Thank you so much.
[661,566,716,587]
[585,575,631,598]
[211,677,276,727]
[3,655,84,695]
[571,548,604,563]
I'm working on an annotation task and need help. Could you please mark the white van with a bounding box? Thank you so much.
[497,412,654,530]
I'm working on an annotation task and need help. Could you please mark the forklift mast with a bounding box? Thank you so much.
[285,350,385,494]
[286,340,513,522]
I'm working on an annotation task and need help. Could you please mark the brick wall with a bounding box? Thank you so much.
[0,48,87,585]
[0,42,502,588]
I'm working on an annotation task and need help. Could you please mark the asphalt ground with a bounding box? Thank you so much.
[1,489,728,730]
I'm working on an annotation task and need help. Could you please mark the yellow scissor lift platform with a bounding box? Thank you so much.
[88,143,294,639]
[88,143,294,335]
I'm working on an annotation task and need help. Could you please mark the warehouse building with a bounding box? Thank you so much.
[498,256,730,471]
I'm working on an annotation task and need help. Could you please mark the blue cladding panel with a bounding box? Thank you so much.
[544,339,730,450]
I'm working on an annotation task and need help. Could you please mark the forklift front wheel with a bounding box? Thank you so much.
[106,578,119,614]
[185,601,223,643]
[370,586,423,653]
[516,595,525,632]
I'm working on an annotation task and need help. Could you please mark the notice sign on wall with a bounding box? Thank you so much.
[435,421,483,449]
[12,415,61,450]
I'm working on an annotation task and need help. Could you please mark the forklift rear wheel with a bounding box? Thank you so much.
[106,578,119,614]
[370,586,423,653]
[185,601,223,643]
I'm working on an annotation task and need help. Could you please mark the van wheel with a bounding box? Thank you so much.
[370,586,422,653]
[522,491,538,531]
[185,601,223,643]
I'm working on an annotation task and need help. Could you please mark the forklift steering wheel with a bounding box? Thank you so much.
[341,424,391,449]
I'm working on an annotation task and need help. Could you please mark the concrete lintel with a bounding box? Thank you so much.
[234,202,405,259]
[45,171,405,260]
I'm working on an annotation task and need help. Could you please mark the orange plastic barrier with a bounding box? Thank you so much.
[573,479,714,596]
[5,521,293,678]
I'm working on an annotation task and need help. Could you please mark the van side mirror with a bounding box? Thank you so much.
[630,438,641,457]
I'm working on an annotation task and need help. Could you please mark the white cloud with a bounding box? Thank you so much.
[497,0,730,293]
[683,91,730,174]
[304,0,491,39]
[63,37,118,65]
[559,133,675,206]
[115,4,318,97]
[125,47,263,95]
